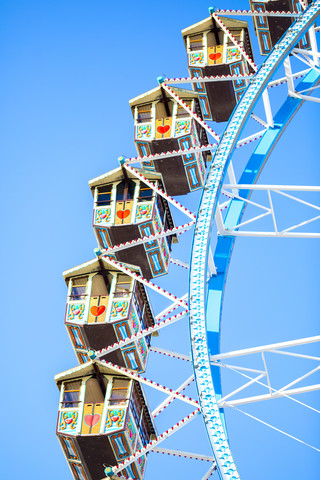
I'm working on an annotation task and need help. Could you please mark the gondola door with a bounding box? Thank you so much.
[115,180,135,225]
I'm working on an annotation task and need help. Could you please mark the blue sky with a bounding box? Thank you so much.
[1,1,319,479]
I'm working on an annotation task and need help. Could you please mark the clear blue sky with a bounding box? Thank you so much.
[1,1,319,479]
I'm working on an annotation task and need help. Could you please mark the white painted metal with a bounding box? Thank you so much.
[208,248,217,276]
[125,164,196,219]
[155,294,188,321]
[276,365,320,393]
[94,312,187,358]
[220,384,320,407]
[162,83,220,142]
[201,464,216,480]
[107,409,201,478]
[102,257,188,308]
[210,11,257,72]
[152,374,194,417]
[223,184,320,192]
[284,56,295,94]
[150,447,214,462]
[262,89,274,127]
[230,405,320,452]
[100,221,195,254]
[101,360,199,408]
[227,161,239,196]
[211,335,320,360]
[214,10,299,17]
[219,373,266,403]
[150,346,191,362]
[170,257,189,269]
[217,184,320,237]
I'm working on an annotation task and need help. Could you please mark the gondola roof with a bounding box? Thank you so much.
[89,165,162,191]
[182,15,249,38]
[129,85,199,108]
[63,257,141,282]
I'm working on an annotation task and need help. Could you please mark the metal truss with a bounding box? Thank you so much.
[216,184,320,237]
[188,4,320,480]
[210,336,320,408]
[214,9,300,18]
[104,409,201,478]
[150,447,214,462]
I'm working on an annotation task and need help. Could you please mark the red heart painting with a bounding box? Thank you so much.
[65,418,73,424]
[111,415,119,422]
[90,305,106,317]
[84,414,101,427]
[209,52,222,61]
[117,209,131,219]
[157,125,170,134]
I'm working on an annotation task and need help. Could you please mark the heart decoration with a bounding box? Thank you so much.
[65,418,73,424]
[73,309,80,315]
[157,125,170,135]
[100,213,107,219]
[209,52,222,61]
[90,305,106,317]
[116,306,123,313]
[111,415,119,422]
[117,209,131,219]
[84,414,101,427]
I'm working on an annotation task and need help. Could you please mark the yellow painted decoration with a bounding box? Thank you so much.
[208,45,223,65]
[60,411,78,431]
[81,403,104,434]
[115,201,133,225]
[106,408,125,429]
[68,304,85,321]
[88,296,108,323]
[155,117,172,139]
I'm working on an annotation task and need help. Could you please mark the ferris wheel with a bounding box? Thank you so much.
[55,2,320,480]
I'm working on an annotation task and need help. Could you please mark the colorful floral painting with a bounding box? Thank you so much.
[59,411,78,433]
[174,120,191,136]
[126,414,137,448]
[136,124,152,139]
[67,303,85,322]
[105,408,125,432]
[189,51,204,66]
[135,203,152,221]
[111,300,129,320]
[130,307,139,334]
[95,208,112,225]
[226,46,241,63]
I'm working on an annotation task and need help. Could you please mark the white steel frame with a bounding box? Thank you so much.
[216,185,320,237]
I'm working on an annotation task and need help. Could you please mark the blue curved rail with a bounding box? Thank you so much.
[188,3,320,479]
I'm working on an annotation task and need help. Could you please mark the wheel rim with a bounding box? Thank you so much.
[189,3,320,479]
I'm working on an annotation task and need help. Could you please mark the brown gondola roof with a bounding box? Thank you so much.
[129,85,199,109]
[89,165,162,191]
[182,15,249,41]
[62,257,140,283]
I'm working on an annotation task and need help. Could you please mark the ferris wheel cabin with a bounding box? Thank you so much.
[63,257,155,372]
[56,361,156,480]
[182,14,254,122]
[89,166,177,280]
[129,85,210,196]
[249,1,312,55]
